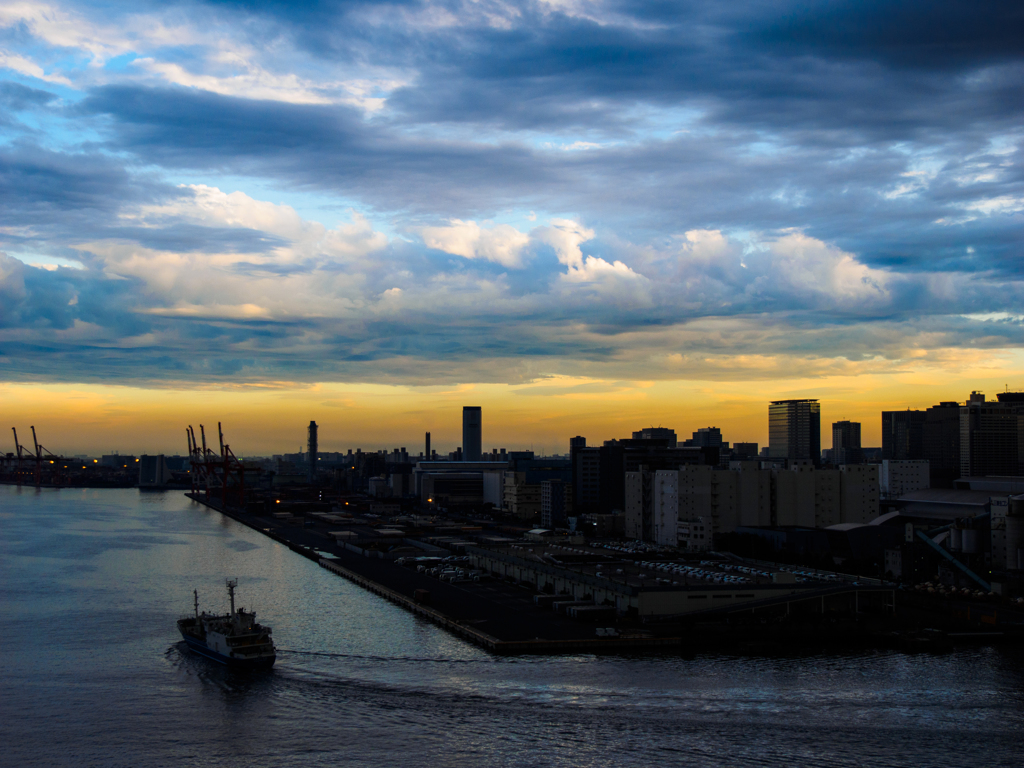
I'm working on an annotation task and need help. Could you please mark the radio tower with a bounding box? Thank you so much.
[307,421,318,485]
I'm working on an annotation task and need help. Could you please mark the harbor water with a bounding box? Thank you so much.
[2,485,1023,767]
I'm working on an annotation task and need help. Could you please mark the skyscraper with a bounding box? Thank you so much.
[832,420,862,464]
[922,401,962,488]
[769,399,821,465]
[462,406,482,462]
[960,392,1024,478]
[881,409,926,460]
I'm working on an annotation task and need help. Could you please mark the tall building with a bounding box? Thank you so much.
[632,427,677,447]
[960,393,1024,478]
[922,401,962,488]
[462,406,482,462]
[689,427,723,448]
[769,399,821,465]
[881,409,926,460]
[569,435,587,453]
[831,420,862,464]
[540,479,571,528]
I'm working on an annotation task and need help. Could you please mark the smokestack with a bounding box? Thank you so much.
[425,431,431,459]
[307,420,318,484]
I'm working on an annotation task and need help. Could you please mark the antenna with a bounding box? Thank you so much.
[226,579,237,614]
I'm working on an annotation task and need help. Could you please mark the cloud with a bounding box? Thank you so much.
[420,219,530,267]
[1,0,1024,388]
[0,51,73,86]
[533,219,648,302]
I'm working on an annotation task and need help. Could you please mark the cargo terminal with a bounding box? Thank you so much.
[465,540,894,622]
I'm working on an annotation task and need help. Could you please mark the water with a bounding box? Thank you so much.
[2,486,1023,767]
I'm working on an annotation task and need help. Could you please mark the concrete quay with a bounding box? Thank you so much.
[186,493,685,654]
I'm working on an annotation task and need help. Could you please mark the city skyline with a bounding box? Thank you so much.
[7,377,1024,457]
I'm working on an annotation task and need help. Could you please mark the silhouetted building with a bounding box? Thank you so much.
[462,406,482,462]
[573,439,711,517]
[732,442,758,458]
[832,420,862,464]
[139,455,169,487]
[541,479,571,528]
[689,427,723,448]
[503,456,571,520]
[922,401,962,488]
[881,409,926,460]
[769,399,821,465]
[632,427,677,447]
[960,393,1023,478]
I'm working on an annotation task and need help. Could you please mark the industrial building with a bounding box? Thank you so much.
[625,462,879,547]
[466,541,893,621]
[414,460,506,508]
[880,460,930,497]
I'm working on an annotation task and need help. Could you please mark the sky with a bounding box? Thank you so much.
[1,1,1023,456]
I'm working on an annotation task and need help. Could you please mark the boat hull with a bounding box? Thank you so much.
[179,630,276,669]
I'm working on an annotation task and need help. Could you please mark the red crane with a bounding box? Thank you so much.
[186,422,248,509]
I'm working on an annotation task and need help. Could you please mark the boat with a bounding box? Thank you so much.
[177,579,276,668]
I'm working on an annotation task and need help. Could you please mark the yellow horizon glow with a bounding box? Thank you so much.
[3,350,1024,456]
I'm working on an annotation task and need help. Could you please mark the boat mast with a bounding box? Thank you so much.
[227,579,237,614]
[194,589,199,619]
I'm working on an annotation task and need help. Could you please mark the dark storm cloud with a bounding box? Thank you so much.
[182,0,1024,141]
[78,85,552,213]
[749,0,1024,68]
